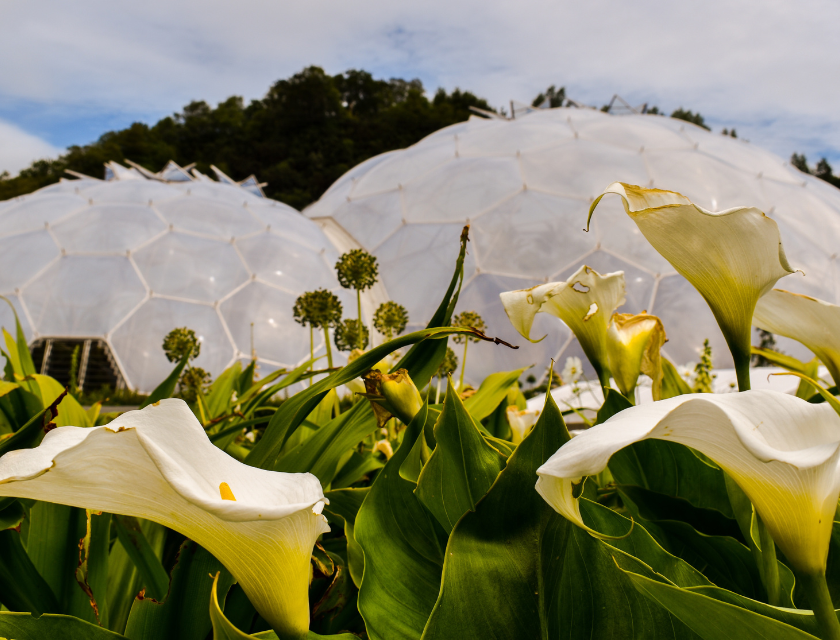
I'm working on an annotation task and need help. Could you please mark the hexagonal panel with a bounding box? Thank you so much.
[81,180,180,205]
[0,294,33,341]
[133,232,249,303]
[221,283,314,366]
[352,138,456,197]
[0,193,87,237]
[331,191,404,250]
[51,204,167,254]
[459,118,573,157]
[156,196,264,238]
[472,190,594,279]
[521,138,649,200]
[23,256,146,337]
[236,232,337,294]
[376,223,477,326]
[0,230,59,292]
[403,156,522,223]
[111,297,233,392]
[247,202,333,251]
[577,115,695,152]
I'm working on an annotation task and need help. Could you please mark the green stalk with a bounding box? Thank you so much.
[356,289,363,350]
[459,341,469,389]
[756,514,781,607]
[309,325,314,386]
[435,377,442,404]
[323,326,334,370]
[799,571,840,640]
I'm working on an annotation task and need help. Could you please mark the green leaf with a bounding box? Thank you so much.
[112,515,170,602]
[462,367,528,421]
[138,351,191,409]
[324,488,369,588]
[622,569,819,639]
[0,403,52,457]
[25,502,84,611]
[330,451,383,490]
[32,374,89,427]
[415,377,506,533]
[67,510,112,626]
[0,612,130,639]
[206,362,241,420]
[596,386,634,423]
[355,403,447,640]
[420,391,703,639]
[661,357,693,399]
[750,346,810,373]
[124,540,234,640]
[0,499,24,531]
[274,401,378,485]
[245,325,501,470]
[0,528,60,615]
[106,519,165,635]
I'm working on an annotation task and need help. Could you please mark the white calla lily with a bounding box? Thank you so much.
[589,182,795,391]
[506,406,540,444]
[0,399,328,639]
[606,312,667,401]
[536,390,840,578]
[753,289,840,388]
[500,266,626,387]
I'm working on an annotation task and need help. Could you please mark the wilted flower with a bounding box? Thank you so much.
[500,266,626,388]
[605,312,666,401]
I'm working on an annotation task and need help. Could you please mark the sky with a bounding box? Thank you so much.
[1,0,839,177]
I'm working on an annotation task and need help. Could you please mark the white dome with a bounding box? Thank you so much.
[306,108,840,383]
[0,163,348,392]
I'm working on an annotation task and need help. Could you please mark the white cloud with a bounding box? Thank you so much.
[0,120,62,177]
[0,0,838,164]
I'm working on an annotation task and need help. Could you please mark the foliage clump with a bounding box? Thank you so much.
[692,339,716,393]
[178,366,211,404]
[335,250,379,293]
[162,327,201,363]
[373,301,409,339]
[451,311,486,343]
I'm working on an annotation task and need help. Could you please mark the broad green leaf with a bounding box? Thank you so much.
[623,569,818,639]
[330,451,383,489]
[240,358,320,416]
[462,367,528,421]
[0,380,19,399]
[420,392,703,639]
[355,403,447,640]
[67,510,112,626]
[206,362,241,420]
[245,325,496,470]
[415,377,506,533]
[324,488,370,589]
[0,499,24,530]
[112,515,170,602]
[306,388,338,428]
[32,374,90,427]
[125,540,234,640]
[661,357,693,399]
[138,351,191,409]
[0,528,60,615]
[106,519,165,635]
[25,502,84,611]
[0,400,56,457]
[0,612,129,639]
[750,346,810,374]
[275,401,377,485]
[238,359,257,395]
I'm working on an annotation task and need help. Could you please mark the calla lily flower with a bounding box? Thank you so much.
[500,265,626,387]
[536,390,840,577]
[506,406,540,444]
[588,182,795,391]
[606,312,667,401]
[753,289,840,388]
[0,400,328,640]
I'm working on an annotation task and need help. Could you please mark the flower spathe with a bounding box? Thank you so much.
[500,266,626,386]
[606,312,667,401]
[536,390,840,576]
[588,182,795,390]
[506,407,540,445]
[0,399,329,639]
[753,289,840,388]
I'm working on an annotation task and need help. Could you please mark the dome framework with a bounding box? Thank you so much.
[306,107,840,384]
[0,161,351,392]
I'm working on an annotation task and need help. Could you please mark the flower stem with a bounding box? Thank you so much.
[734,348,751,392]
[323,327,334,370]
[459,342,469,389]
[435,377,442,404]
[356,289,363,350]
[756,513,781,607]
[309,325,314,387]
[800,571,840,640]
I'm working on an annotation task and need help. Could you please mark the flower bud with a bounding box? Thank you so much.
[380,369,423,424]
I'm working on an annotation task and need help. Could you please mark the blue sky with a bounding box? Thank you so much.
[2,0,839,176]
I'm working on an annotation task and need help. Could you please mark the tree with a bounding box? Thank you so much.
[670,108,710,130]
[791,153,810,174]
[531,85,566,108]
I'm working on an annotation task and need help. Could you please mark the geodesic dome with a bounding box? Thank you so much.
[0,161,349,392]
[306,107,840,383]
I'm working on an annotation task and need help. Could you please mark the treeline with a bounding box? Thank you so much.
[0,67,493,209]
[3,68,839,208]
